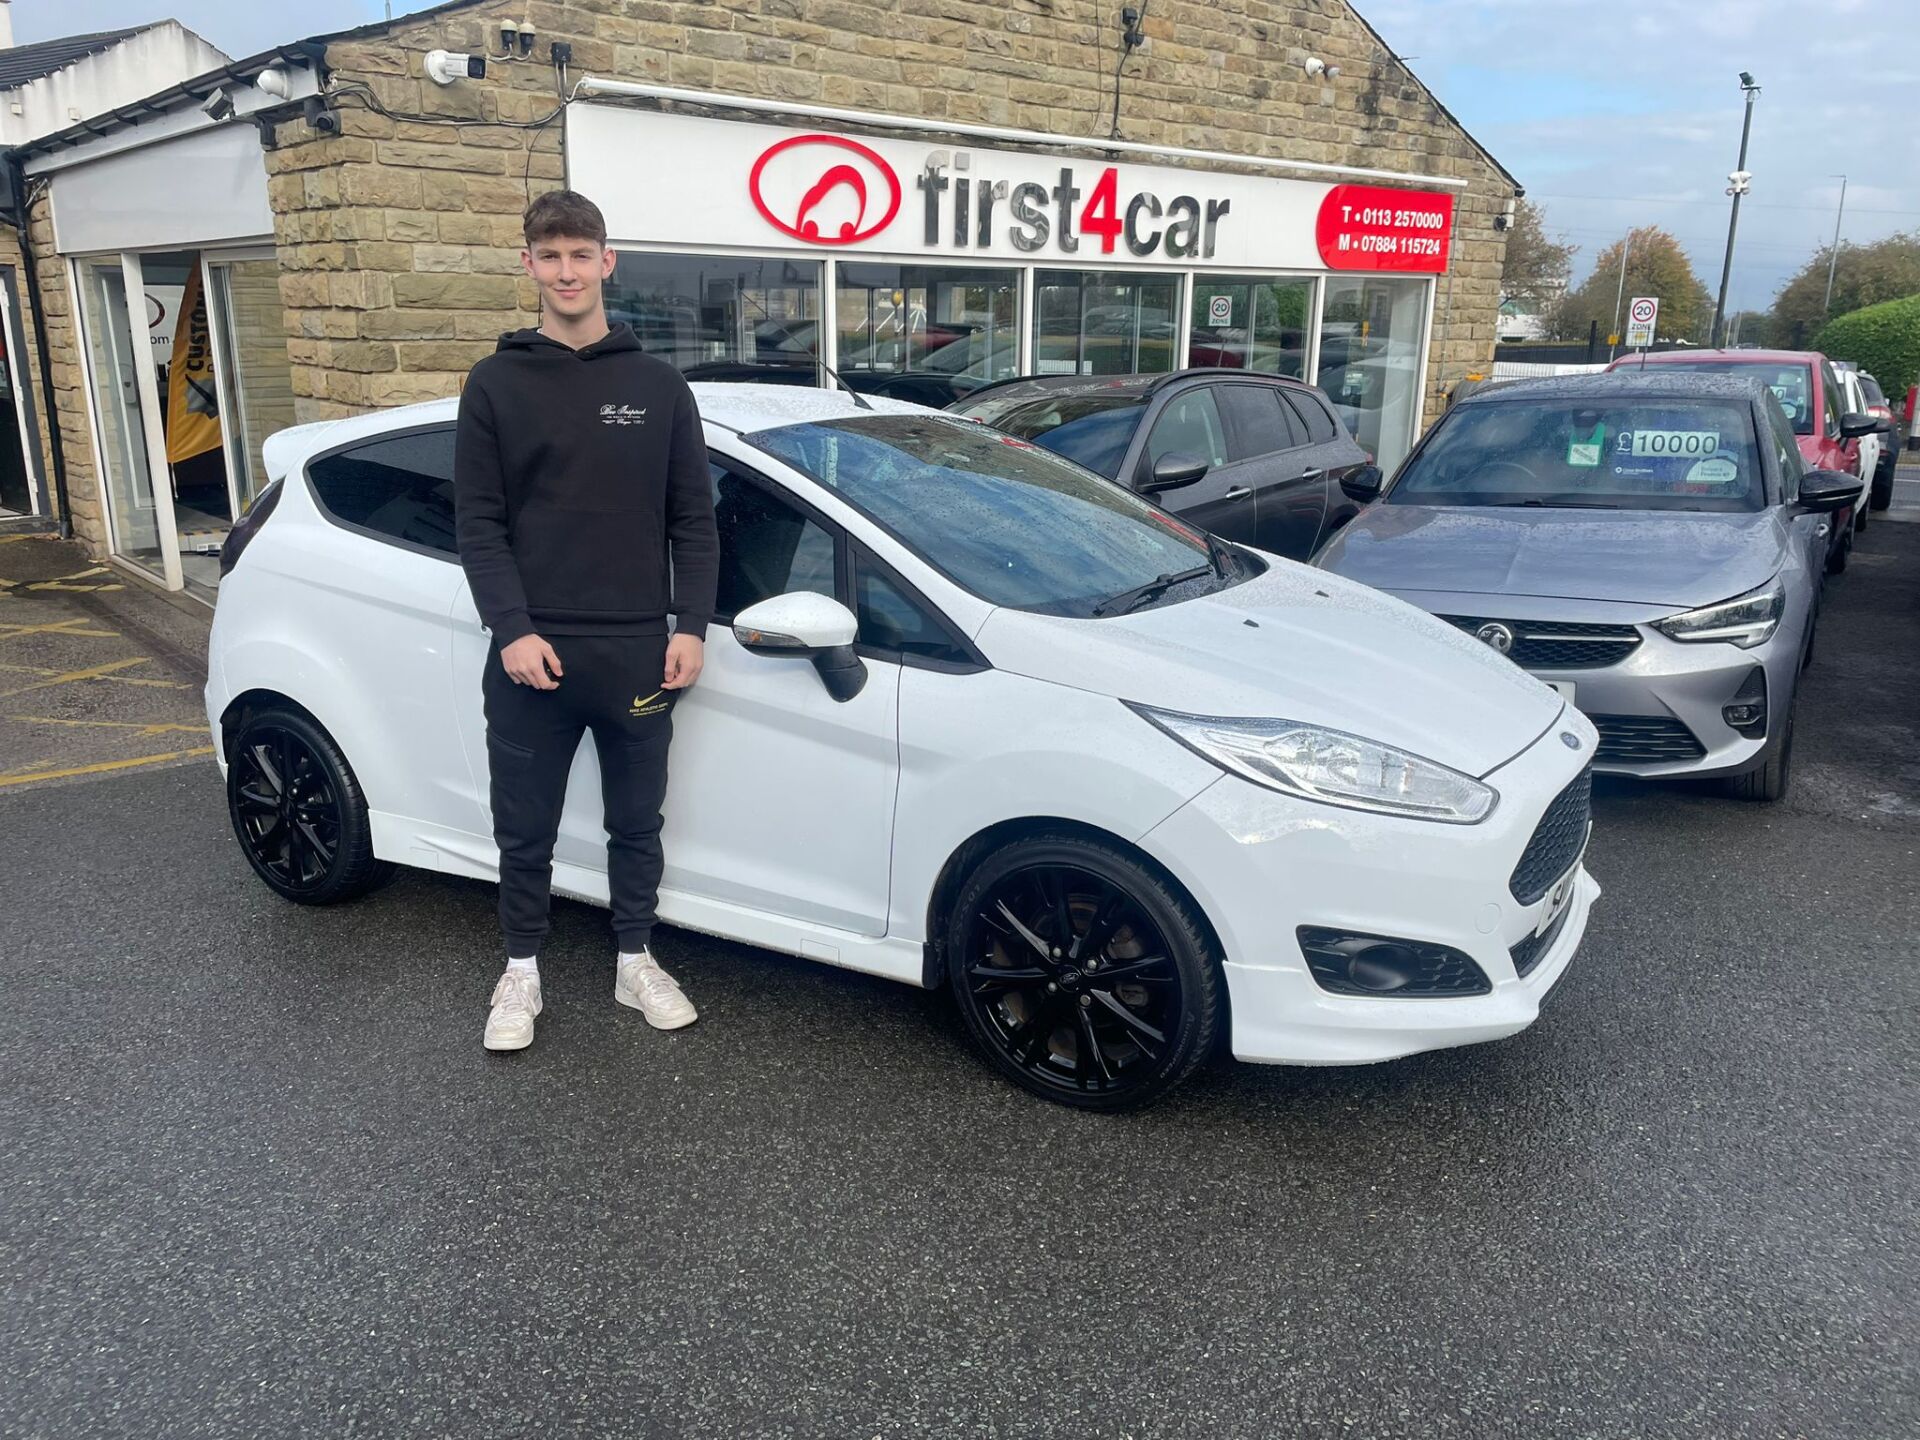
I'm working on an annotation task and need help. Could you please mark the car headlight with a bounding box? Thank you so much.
[1129,705,1497,824]
[1651,580,1784,649]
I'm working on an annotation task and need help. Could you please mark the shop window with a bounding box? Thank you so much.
[709,463,838,620]
[835,263,1018,405]
[607,253,822,384]
[1145,388,1228,469]
[1035,271,1180,376]
[307,428,458,557]
[1316,276,1428,472]
[1190,276,1312,377]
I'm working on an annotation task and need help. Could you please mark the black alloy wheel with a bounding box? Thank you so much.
[226,707,393,904]
[946,835,1221,1111]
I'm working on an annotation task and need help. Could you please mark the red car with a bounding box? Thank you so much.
[1606,348,1875,571]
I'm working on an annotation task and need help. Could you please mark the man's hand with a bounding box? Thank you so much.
[663,634,704,690]
[500,634,563,690]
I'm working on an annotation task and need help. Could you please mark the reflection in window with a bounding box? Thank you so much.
[1316,276,1428,473]
[708,464,837,618]
[606,252,822,382]
[836,263,1018,403]
[1190,276,1311,377]
[1035,270,1179,377]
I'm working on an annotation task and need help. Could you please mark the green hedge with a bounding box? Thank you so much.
[1813,292,1920,397]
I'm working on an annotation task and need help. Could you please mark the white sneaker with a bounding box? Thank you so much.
[484,969,542,1051]
[615,950,698,1030]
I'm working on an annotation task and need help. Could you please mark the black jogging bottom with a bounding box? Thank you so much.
[482,633,674,958]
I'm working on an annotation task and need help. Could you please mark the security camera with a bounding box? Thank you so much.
[201,87,235,121]
[303,96,340,135]
[424,50,486,86]
[1303,56,1326,77]
[256,67,292,100]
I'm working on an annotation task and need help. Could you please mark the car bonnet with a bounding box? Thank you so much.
[974,560,1564,778]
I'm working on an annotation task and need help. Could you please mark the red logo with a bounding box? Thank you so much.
[749,134,902,246]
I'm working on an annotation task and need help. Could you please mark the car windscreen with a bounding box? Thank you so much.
[746,413,1222,617]
[952,393,1145,479]
[1860,375,1886,406]
[1387,398,1766,513]
[1637,360,1814,434]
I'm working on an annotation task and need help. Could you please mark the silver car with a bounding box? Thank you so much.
[1314,372,1863,801]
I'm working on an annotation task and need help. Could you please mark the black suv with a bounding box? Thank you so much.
[949,369,1379,560]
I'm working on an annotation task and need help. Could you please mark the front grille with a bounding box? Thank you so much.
[1440,615,1642,669]
[1590,714,1707,765]
[1509,765,1592,906]
[1296,928,1492,997]
[1510,899,1575,979]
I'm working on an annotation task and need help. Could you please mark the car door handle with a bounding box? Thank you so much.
[1224,486,1253,500]
[1296,467,1324,482]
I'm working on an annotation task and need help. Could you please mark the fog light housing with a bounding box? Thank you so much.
[1721,667,1767,738]
[1296,928,1492,997]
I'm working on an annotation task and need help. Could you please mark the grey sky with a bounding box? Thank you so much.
[18,0,1917,310]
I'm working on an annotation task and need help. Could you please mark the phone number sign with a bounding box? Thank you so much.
[1315,184,1455,273]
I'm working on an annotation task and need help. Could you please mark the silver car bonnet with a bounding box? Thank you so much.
[1315,505,1788,609]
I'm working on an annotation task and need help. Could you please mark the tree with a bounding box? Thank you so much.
[1500,199,1575,310]
[1724,310,1774,347]
[1769,231,1920,348]
[1813,293,1920,396]
[1551,226,1713,344]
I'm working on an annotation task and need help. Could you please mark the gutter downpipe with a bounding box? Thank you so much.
[7,158,70,538]
[572,77,1473,190]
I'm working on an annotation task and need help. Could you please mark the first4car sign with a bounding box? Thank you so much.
[570,106,1457,274]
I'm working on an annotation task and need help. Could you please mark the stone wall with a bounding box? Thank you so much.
[269,0,1512,424]
[10,187,103,546]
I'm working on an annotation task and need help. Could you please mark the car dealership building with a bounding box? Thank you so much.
[0,0,1516,600]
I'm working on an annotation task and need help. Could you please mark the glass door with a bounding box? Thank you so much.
[1315,275,1430,473]
[205,256,299,514]
[77,257,178,585]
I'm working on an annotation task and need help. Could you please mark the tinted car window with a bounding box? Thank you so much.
[1218,384,1303,459]
[1283,389,1339,443]
[748,413,1225,618]
[1860,376,1886,406]
[956,393,1144,480]
[1145,388,1229,468]
[1642,361,1814,434]
[1822,366,1842,437]
[1763,393,1802,499]
[1388,398,1765,513]
[709,464,838,620]
[852,547,971,663]
[307,428,457,555]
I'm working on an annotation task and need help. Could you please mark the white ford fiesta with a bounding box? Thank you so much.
[206,384,1600,1109]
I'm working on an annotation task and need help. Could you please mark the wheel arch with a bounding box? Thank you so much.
[920,815,1227,997]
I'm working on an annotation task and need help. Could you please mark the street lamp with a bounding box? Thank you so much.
[1710,72,1760,348]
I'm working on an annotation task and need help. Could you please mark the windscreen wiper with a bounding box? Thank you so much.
[1091,563,1214,618]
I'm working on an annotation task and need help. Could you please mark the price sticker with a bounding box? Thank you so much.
[1627,430,1719,458]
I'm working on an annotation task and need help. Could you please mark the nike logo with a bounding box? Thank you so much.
[631,690,663,709]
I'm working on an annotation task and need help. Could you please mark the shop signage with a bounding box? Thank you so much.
[1314,184,1454,273]
[572,105,1459,275]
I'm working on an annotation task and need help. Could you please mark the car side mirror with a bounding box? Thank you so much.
[1839,411,1878,439]
[733,592,867,703]
[1339,464,1384,503]
[1139,451,1209,493]
[1797,468,1865,514]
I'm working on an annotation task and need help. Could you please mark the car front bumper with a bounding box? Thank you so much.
[1142,715,1600,1067]
[1382,591,1802,781]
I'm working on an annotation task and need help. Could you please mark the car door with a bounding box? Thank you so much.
[1282,386,1369,542]
[1210,381,1328,559]
[1763,395,1827,585]
[1131,383,1255,542]
[452,450,903,938]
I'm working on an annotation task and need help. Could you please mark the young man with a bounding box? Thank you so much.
[454,190,719,1052]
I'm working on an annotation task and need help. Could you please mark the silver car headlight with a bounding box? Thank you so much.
[1129,705,1497,824]
[1651,580,1784,649]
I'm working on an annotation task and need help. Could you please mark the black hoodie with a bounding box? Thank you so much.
[453,324,719,645]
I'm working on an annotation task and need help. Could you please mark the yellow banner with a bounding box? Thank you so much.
[165,267,222,466]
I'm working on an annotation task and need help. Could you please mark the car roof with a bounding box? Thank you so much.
[957,367,1318,408]
[1455,370,1773,405]
[1621,347,1827,367]
[261,383,935,479]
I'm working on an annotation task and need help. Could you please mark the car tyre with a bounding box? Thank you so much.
[1722,701,1794,803]
[945,833,1222,1112]
[1870,467,1893,511]
[226,707,395,904]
